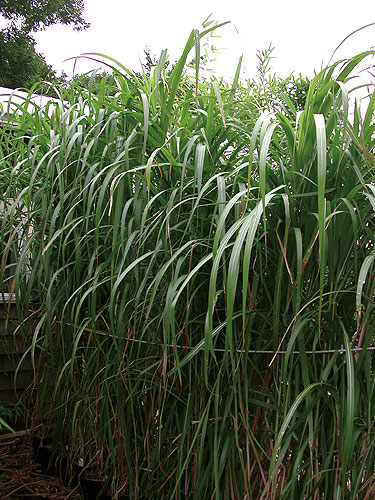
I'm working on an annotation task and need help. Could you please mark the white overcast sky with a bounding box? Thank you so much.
[6,0,375,83]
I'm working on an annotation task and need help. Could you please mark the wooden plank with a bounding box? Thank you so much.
[0,387,36,404]
[0,370,34,390]
[0,354,36,371]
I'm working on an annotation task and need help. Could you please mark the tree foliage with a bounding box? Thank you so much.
[0,27,56,89]
[0,0,89,33]
[0,0,88,89]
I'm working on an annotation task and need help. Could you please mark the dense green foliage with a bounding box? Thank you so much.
[1,24,375,499]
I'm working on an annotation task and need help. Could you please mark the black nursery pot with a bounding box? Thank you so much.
[32,436,56,475]
[31,435,53,455]
[56,455,79,487]
[80,473,111,500]
[31,436,84,487]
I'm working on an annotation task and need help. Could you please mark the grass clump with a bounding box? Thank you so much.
[1,21,375,499]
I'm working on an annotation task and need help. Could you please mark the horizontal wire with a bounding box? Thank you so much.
[67,324,375,356]
[122,336,375,355]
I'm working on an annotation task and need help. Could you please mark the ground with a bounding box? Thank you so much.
[0,436,82,500]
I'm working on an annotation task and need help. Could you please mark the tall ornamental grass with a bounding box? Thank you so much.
[1,23,375,499]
